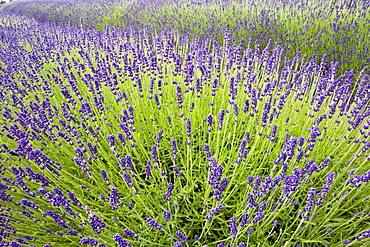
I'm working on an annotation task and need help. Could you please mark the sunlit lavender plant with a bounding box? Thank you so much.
[3,0,370,74]
[0,9,370,247]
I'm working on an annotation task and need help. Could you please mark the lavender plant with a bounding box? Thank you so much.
[1,0,123,29]
[115,0,370,75]
[0,7,370,247]
[3,0,370,75]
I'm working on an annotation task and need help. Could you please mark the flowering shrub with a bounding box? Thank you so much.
[0,2,370,247]
[1,0,123,28]
[3,0,370,74]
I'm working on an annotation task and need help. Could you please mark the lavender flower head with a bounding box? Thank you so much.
[229,216,238,238]
[163,210,171,222]
[113,233,132,247]
[175,230,188,242]
[166,182,174,201]
[146,217,162,231]
[80,238,99,246]
[206,204,224,221]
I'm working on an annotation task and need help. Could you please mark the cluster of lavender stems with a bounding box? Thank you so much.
[2,0,370,74]
[0,4,370,247]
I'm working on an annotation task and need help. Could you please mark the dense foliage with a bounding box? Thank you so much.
[2,0,370,74]
[0,1,369,247]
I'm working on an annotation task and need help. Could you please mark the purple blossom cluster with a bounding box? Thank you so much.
[175,230,188,242]
[206,205,224,221]
[146,218,162,231]
[113,233,131,247]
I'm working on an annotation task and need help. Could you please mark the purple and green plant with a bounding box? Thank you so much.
[2,0,370,75]
[0,4,370,247]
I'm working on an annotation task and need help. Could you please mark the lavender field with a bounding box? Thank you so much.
[0,0,369,246]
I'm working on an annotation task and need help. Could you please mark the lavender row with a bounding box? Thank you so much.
[3,0,369,74]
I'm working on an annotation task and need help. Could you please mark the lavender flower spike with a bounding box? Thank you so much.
[146,217,162,231]
[176,230,188,242]
[113,233,132,247]
[206,204,224,221]
[174,241,182,247]
[163,210,171,222]
[230,217,238,238]
[80,237,98,246]
[166,182,174,201]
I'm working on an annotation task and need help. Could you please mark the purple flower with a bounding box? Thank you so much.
[87,142,98,155]
[110,187,120,210]
[107,135,115,147]
[154,94,160,106]
[206,204,224,221]
[113,233,131,247]
[172,165,181,177]
[117,132,126,146]
[217,109,225,129]
[252,212,265,224]
[171,138,177,155]
[273,220,278,228]
[176,86,183,108]
[237,139,249,160]
[316,172,335,205]
[163,210,171,222]
[258,200,267,212]
[156,130,163,144]
[207,114,213,132]
[80,238,98,246]
[24,236,36,241]
[20,199,39,210]
[230,217,238,238]
[185,118,191,137]
[303,188,316,219]
[355,229,370,241]
[246,193,258,208]
[247,227,253,237]
[174,241,182,247]
[88,214,106,233]
[253,175,261,191]
[146,217,162,231]
[123,173,134,188]
[146,161,152,178]
[175,230,188,242]
[42,210,68,229]
[240,213,249,227]
[207,158,227,200]
[204,144,212,158]
[68,229,79,236]
[123,229,138,239]
[125,155,133,170]
[343,240,351,244]
[166,182,174,201]
[100,170,109,183]
[151,145,158,163]
[16,238,28,245]
[233,102,239,117]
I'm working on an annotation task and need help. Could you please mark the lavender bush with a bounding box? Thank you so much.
[1,0,123,29]
[0,3,370,247]
[3,0,370,75]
